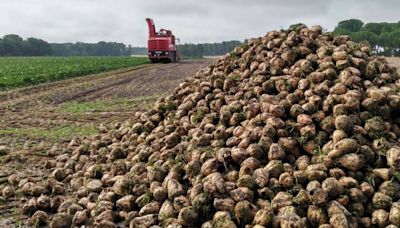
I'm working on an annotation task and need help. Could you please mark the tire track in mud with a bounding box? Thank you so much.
[0,65,152,103]
[53,63,183,103]
[59,60,211,102]
[0,59,212,108]
[0,65,156,109]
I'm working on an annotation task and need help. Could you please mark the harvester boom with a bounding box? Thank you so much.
[145,18,156,37]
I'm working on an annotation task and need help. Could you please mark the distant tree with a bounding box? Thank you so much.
[178,43,204,57]
[177,40,242,58]
[333,19,400,56]
[350,31,378,46]
[389,30,400,48]
[289,23,306,31]
[379,32,392,47]
[332,27,350,36]
[126,45,133,56]
[0,35,52,56]
[49,41,130,56]
[2,34,24,56]
[131,47,147,55]
[26,38,52,56]
[0,39,4,55]
[0,35,249,58]
[336,19,364,33]
[364,23,383,35]
[387,31,400,56]
[379,32,395,55]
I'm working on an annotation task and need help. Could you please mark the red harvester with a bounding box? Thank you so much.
[146,18,179,63]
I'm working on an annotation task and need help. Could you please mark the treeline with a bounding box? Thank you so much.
[0,34,241,57]
[178,41,242,57]
[51,42,131,56]
[0,34,52,56]
[131,47,147,55]
[130,41,243,57]
[333,19,400,56]
[0,34,135,56]
[131,41,243,57]
[2,20,399,57]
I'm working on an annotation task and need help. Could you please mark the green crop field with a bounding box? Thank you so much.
[0,56,149,89]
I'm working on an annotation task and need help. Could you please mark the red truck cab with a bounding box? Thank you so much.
[146,18,179,63]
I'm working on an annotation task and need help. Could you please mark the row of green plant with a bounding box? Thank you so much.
[0,56,149,89]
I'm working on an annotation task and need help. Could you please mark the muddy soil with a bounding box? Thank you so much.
[0,59,212,226]
[387,57,400,72]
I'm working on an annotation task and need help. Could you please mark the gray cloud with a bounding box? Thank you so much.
[0,0,399,46]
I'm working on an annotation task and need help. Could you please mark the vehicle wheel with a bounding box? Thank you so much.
[150,59,158,63]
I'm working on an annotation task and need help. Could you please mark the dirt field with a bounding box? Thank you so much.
[0,59,212,226]
[387,57,400,72]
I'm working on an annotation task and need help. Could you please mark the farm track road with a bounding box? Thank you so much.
[0,59,213,109]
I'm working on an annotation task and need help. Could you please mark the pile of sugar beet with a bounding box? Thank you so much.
[5,25,400,228]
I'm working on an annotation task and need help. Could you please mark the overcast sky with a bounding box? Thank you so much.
[0,0,399,46]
